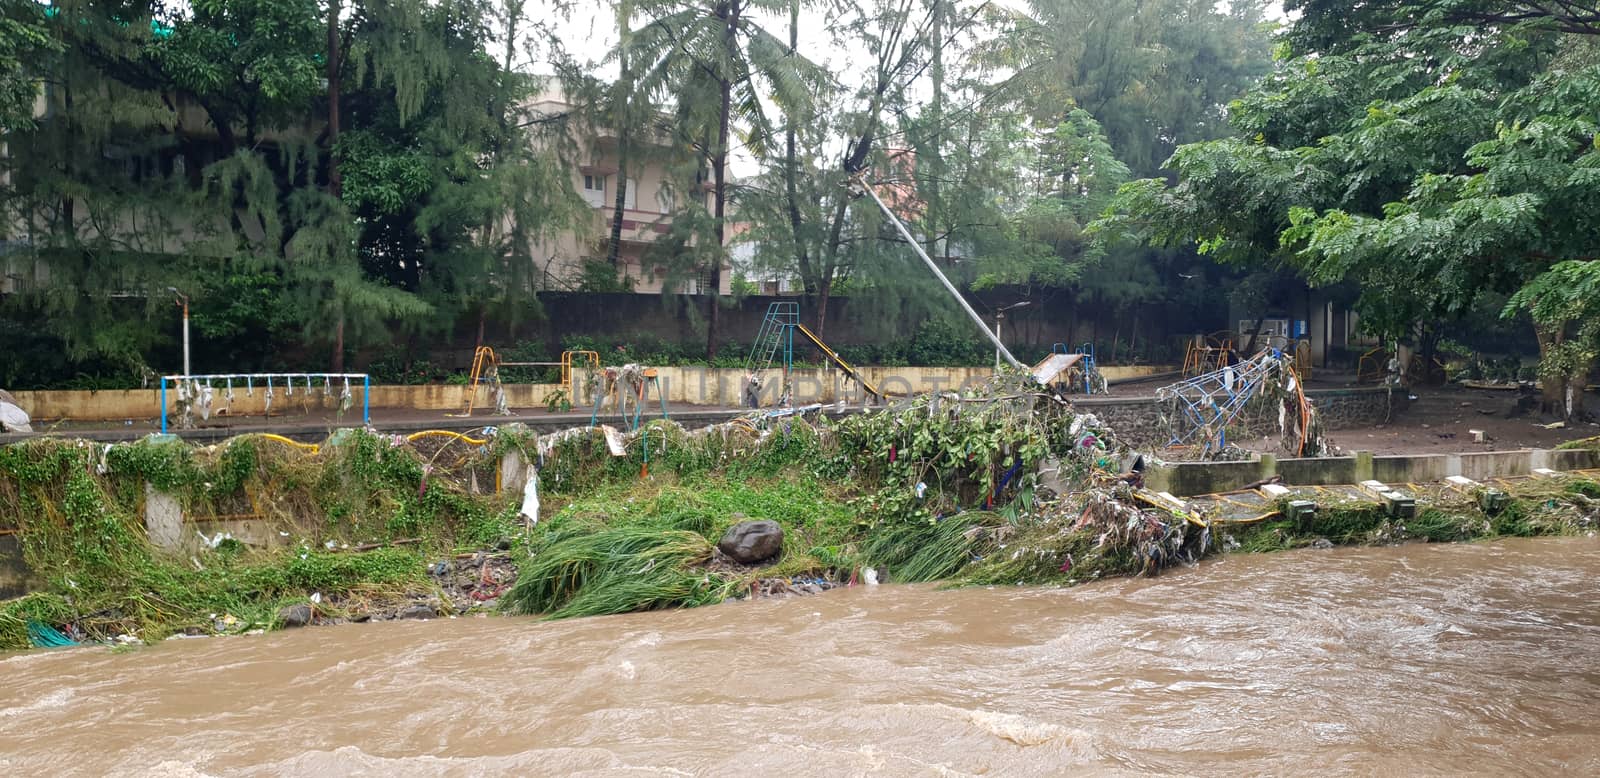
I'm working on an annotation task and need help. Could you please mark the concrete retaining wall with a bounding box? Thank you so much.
[1147,447,1598,496]
[13,367,1174,421]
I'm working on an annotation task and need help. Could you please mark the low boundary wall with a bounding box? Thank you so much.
[13,366,1176,421]
[1145,447,1600,497]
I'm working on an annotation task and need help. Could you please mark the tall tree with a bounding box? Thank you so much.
[626,0,815,359]
[1,0,583,382]
[974,0,1274,178]
[0,1,59,132]
[1097,3,1600,416]
[606,0,635,270]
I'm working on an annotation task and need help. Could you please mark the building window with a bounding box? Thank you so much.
[582,174,606,207]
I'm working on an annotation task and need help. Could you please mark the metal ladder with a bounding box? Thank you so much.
[746,302,799,373]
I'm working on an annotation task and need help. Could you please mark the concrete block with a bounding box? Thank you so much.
[1532,467,1559,479]
[1261,483,1291,499]
[0,535,41,599]
[499,450,526,495]
[1383,492,1417,519]
[145,483,183,551]
[1285,499,1316,526]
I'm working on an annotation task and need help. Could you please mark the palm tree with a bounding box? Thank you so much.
[624,0,816,360]
[607,0,635,270]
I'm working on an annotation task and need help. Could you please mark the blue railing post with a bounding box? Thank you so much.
[362,374,370,426]
[160,378,168,434]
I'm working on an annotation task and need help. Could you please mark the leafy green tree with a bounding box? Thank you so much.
[1,0,584,380]
[0,1,58,131]
[975,0,1274,178]
[1098,3,1600,415]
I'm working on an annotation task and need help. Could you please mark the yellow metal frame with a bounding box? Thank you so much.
[794,323,882,400]
[561,350,600,400]
[455,346,500,417]
[1293,338,1313,381]
[1182,334,1235,378]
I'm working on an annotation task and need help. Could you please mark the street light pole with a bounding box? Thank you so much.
[994,316,1002,371]
[994,301,1030,372]
[169,287,190,376]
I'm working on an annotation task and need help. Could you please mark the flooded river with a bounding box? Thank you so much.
[3,537,1598,776]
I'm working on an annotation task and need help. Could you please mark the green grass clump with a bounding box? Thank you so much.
[1405,509,1485,542]
[505,525,731,618]
[864,514,994,583]
[508,475,860,618]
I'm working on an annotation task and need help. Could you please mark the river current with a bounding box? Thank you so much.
[3,537,1597,776]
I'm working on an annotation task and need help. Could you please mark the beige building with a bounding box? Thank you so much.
[524,90,731,295]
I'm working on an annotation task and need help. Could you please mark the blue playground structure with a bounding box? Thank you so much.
[745,302,881,406]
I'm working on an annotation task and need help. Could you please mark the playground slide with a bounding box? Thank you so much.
[794,324,883,400]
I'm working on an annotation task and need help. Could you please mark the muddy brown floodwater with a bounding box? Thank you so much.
[4,537,1599,777]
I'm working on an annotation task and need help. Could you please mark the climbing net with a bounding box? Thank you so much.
[1155,350,1324,459]
[161,373,370,432]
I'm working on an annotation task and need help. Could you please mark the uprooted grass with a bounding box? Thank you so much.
[0,431,519,650]
[506,474,862,619]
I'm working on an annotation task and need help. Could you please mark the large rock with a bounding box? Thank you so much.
[277,603,313,628]
[717,520,784,564]
[399,603,438,620]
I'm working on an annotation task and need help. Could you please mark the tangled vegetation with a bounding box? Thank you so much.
[4,387,1599,650]
[0,430,522,650]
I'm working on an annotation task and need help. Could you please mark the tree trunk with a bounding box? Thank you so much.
[1533,319,1571,417]
[706,0,737,363]
[332,315,345,372]
[816,276,832,339]
[607,0,632,269]
[1241,314,1267,358]
[925,0,943,263]
[784,0,815,303]
[326,0,342,199]
[328,0,344,371]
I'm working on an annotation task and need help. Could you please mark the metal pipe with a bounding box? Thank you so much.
[169,287,190,377]
[854,176,1025,370]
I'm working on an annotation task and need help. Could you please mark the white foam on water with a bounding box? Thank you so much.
[0,687,73,719]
